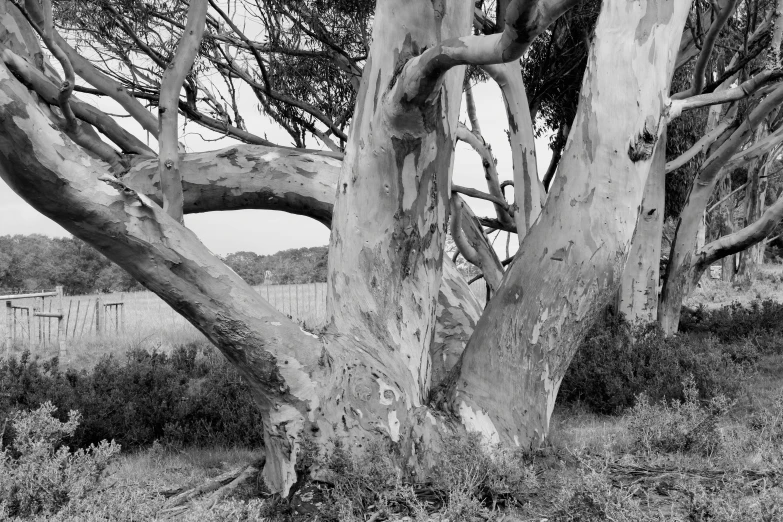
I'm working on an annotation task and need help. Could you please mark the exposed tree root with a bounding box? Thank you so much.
[157,457,265,519]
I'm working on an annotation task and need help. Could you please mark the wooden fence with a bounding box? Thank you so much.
[2,288,126,358]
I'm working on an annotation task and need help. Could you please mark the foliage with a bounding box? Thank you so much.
[0,402,120,519]
[222,246,328,284]
[559,307,753,414]
[0,233,328,294]
[679,299,783,354]
[0,344,264,450]
[625,376,732,456]
[0,234,141,295]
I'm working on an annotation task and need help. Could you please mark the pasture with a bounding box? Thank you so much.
[0,282,327,369]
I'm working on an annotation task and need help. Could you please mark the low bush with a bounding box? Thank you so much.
[680,299,783,353]
[559,307,752,414]
[0,402,120,519]
[0,344,264,451]
[625,376,732,456]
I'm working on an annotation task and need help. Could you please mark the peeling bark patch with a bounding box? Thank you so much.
[628,122,659,162]
[388,34,421,91]
[635,0,675,42]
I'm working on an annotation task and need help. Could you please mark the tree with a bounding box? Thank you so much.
[1,0,774,496]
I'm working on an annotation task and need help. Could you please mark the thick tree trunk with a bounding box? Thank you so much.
[316,0,472,483]
[617,131,666,323]
[446,0,692,447]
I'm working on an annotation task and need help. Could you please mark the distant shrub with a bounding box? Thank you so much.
[0,344,264,451]
[559,308,751,414]
[0,402,120,519]
[625,376,732,456]
[679,299,783,354]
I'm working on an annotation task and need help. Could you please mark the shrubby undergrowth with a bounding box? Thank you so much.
[0,402,119,519]
[558,302,780,414]
[0,343,263,450]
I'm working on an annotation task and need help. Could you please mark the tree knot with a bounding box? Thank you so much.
[628,118,659,162]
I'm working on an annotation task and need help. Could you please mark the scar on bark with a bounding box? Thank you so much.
[628,121,659,162]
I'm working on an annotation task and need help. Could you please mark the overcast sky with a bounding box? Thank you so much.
[0,77,552,256]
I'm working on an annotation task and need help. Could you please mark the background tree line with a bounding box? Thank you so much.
[0,235,327,295]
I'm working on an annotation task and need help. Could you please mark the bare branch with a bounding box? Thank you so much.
[452,183,512,214]
[157,0,208,222]
[455,123,514,227]
[397,0,582,105]
[699,188,783,266]
[465,85,482,135]
[669,69,783,120]
[3,50,154,156]
[124,145,340,225]
[673,0,740,100]
[665,118,735,173]
[450,195,504,293]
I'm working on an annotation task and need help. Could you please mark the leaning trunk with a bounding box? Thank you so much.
[446,0,691,447]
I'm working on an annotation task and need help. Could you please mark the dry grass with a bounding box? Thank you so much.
[686,263,783,309]
[0,283,327,370]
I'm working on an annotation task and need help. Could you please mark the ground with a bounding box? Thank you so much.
[4,267,783,521]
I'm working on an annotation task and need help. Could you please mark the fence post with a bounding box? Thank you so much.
[56,286,67,360]
[27,307,32,348]
[5,301,11,357]
[120,293,125,331]
[95,297,103,335]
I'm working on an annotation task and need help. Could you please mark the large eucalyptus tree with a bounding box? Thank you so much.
[0,0,762,494]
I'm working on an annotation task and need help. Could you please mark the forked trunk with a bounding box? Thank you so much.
[318,0,471,480]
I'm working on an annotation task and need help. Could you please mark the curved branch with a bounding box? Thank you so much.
[483,60,543,239]
[450,196,504,294]
[452,183,511,213]
[124,145,340,225]
[397,0,581,105]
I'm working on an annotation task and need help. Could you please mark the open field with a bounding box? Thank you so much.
[3,270,783,520]
[0,282,327,369]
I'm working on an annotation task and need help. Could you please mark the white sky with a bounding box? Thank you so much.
[0,75,552,256]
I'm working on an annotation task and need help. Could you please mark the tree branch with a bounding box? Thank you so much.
[450,195,504,294]
[452,183,512,213]
[396,0,581,106]
[669,69,783,120]
[665,118,735,173]
[157,0,208,222]
[124,145,340,225]
[455,123,514,227]
[0,60,322,496]
[698,187,783,267]
[3,50,154,156]
[673,0,740,100]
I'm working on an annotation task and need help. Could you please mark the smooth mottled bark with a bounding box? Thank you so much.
[483,60,543,239]
[448,0,692,447]
[617,131,666,323]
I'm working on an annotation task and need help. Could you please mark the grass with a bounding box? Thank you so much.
[3,267,783,520]
[0,283,327,370]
